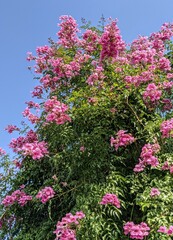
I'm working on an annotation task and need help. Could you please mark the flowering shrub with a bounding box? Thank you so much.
[0,16,173,240]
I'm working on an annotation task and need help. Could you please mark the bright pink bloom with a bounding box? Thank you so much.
[44,96,71,125]
[57,15,79,48]
[0,147,6,156]
[80,29,99,53]
[158,226,168,234]
[167,226,173,235]
[36,187,55,203]
[100,193,120,208]
[2,190,32,207]
[134,143,160,172]
[150,188,160,197]
[124,71,153,87]
[22,107,40,124]
[21,141,48,160]
[158,57,171,71]
[160,118,173,138]
[100,19,125,60]
[162,161,169,170]
[86,66,105,86]
[25,101,40,109]
[5,125,19,133]
[124,222,150,239]
[167,73,173,79]
[158,225,173,236]
[170,165,173,173]
[54,211,85,240]
[31,85,43,98]
[143,83,162,104]
[111,130,135,151]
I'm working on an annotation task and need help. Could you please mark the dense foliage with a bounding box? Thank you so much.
[1,16,173,239]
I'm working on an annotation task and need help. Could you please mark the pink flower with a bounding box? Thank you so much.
[2,190,32,207]
[0,147,6,156]
[162,161,169,170]
[158,225,173,236]
[158,226,168,234]
[44,96,71,125]
[31,85,43,98]
[36,187,55,203]
[167,226,173,235]
[134,143,160,172]
[150,188,160,197]
[80,29,99,53]
[80,146,85,152]
[57,15,79,48]
[100,193,120,208]
[111,130,135,151]
[160,118,173,138]
[143,83,162,104]
[22,107,40,124]
[170,165,173,174]
[86,66,105,86]
[100,19,125,60]
[21,141,48,160]
[158,57,171,71]
[124,222,150,239]
[54,211,85,240]
[5,125,19,133]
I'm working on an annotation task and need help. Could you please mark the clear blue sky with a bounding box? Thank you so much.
[0,0,173,153]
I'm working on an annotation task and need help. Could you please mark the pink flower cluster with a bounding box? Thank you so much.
[161,161,173,174]
[86,66,105,86]
[21,141,48,160]
[124,70,153,87]
[158,225,173,235]
[9,130,38,153]
[25,101,40,109]
[80,29,99,53]
[124,222,150,239]
[5,125,20,134]
[100,20,125,60]
[158,57,171,71]
[110,130,135,151]
[143,83,162,104]
[36,187,55,203]
[100,193,120,208]
[57,15,79,48]
[150,188,160,197]
[9,129,48,160]
[44,96,71,125]
[2,190,32,207]
[129,48,156,65]
[31,85,43,98]
[160,118,173,138]
[134,143,160,172]
[22,106,40,124]
[0,147,6,156]
[161,98,173,112]
[54,211,85,240]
